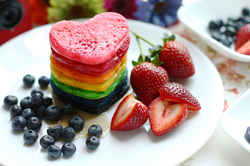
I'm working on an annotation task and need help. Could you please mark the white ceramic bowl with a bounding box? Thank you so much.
[178,0,250,62]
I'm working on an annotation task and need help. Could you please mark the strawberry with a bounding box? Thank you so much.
[159,38,195,78]
[159,82,201,111]
[235,23,250,55]
[111,94,149,131]
[130,62,169,106]
[149,97,188,136]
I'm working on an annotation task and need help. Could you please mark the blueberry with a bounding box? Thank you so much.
[68,116,84,132]
[86,136,100,150]
[245,127,250,144]
[211,30,221,41]
[47,125,63,140]
[237,16,245,22]
[216,19,224,28]
[62,102,75,115]
[11,116,26,131]
[40,135,55,149]
[45,105,62,121]
[23,130,38,145]
[208,21,218,30]
[47,145,61,158]
[88,124,103,138]
[61,142,76,157]
[31,89,43,96]
[20,96,32,109]
[224,26,237,37]
[10,104,23,117]
[43,96,53,108]
[3,95,18,108]
[62,127,76,141]
[23,74,35,87]
[38,76,49,88]
[31,93,44,107]
[21,108,35,120]
[33,105,46,119]
[242,8,250,16]
[27,117,42,132]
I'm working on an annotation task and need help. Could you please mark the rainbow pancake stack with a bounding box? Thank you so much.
[49,12,130,114]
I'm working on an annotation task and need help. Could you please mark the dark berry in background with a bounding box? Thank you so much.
[10,104,23,117]
[45,105,62,121]
[47,125,63,140]
[43,96,53,108]
[31,89,43,96]
[88,124,103,138]
[86,136,100,150]
[23,130,38,145]
[27,117,42,132]
[61,142,76,157]
[33,105,46,119]
[47,145,61,158]
[38,76,49,88]
[3,95,18,108]
[62,127,76,141]
[62,102,75,115]
[11,116,26,131]
[68,116,84,132]
[23,74,35,87]
[40,135,55,149]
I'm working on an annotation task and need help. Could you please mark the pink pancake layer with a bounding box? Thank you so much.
[51,35,129,75]
[49,12,129,65]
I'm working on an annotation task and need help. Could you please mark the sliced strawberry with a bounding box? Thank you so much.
[149,97,188,136]
[111,94,149,131]
[159,82,201,111]
[235,23,250,51]
[236,39,250,55]
[130,62,169,106]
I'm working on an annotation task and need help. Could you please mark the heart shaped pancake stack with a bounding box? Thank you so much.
[49,12,130,114]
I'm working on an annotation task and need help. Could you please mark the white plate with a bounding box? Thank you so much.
[0,19,224,166]
[177,0,250,62]
[222,89,250,153]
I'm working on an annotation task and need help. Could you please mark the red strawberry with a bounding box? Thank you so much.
[149,97,188,136]
[159,82,201,111]
[159,40,195,78]
[235,23,250,55]
[111,94,148,131]
[130,62,169,106]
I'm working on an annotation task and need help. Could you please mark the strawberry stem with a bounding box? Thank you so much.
[130,31,155,47]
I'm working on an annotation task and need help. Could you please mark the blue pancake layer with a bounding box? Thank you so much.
[50,70,130,114]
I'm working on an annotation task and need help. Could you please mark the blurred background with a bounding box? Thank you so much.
[0,0,185,45]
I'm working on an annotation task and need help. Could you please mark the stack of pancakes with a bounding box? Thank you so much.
[49,12,130,114]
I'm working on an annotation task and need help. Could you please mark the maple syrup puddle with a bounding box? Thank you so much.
[45,94,110,140]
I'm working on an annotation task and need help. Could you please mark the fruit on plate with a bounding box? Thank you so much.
[235,23,250,55]
[111,94,149,131]
[148,97,188,136]
[159,82,201,111]
[130,62,169,106]
[159,35,195,78]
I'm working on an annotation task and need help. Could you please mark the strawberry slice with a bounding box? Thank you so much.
[111,94,149,131]
[159,82,201,111]
[235,23,250,51]
[236,39,250,55]
[149,97,188,136]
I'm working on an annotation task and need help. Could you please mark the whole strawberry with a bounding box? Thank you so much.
[131,62,169,106]
[235,23,250,55]
[159,38,195,78]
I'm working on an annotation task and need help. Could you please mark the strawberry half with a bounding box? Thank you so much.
[159,40,195,78]
[159,82,201,111]
[111,94,149,131]
[149,97,188,136]
[235,23,250,55]
[130,62,169,106]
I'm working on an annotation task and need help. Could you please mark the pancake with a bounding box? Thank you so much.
[50,70,130,114]
[50,54,127,84]
[50,62,126,91]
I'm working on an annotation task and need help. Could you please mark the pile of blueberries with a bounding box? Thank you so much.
[208,7,250,47]
[3,74,103,158]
